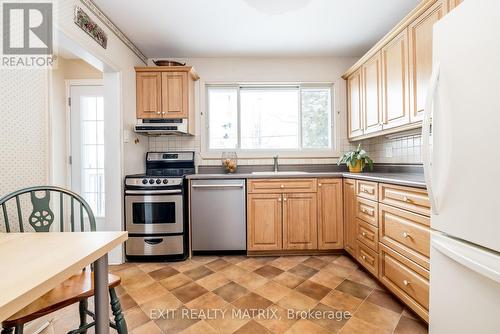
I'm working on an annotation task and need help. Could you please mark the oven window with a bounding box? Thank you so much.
[132,202,176,224]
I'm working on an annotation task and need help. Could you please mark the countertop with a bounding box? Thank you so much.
[186,171,426,188]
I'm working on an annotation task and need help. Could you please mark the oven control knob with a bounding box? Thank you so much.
[149,179,154,184]
[142,179,148,185]
[156,179,161,184]
[163,179,169,184]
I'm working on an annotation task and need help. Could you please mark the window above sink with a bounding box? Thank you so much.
[202,83,340,159]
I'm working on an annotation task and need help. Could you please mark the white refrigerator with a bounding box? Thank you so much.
[424,1,500,333]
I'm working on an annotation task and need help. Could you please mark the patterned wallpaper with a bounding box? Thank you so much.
[0,69,49,196]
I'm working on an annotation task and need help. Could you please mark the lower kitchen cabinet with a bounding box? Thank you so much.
[283,193,318,250]
[247,193,282,251]
[318,179,343,250]
[343,179,357,256]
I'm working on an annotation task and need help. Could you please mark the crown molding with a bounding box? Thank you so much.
[79,0,148,64]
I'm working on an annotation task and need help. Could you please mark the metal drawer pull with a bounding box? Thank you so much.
[403,196,412,203]
[403,280,411,286]
[362,232,367,237]
[278,198,282,202]
[144,238,163,245]
[362,188,373,194]
[280,185,285,188]
[361,208,373,215]
[402,232,411,239]
[318,183,322,187]
[362,255,366,260]
[283,198,287,202]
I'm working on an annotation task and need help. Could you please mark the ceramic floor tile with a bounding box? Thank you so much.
[118,293,138,311]
[232,271,269,291]
[322,263,356,278]
[159,273,192,290]
[254,280,292,303]
[232,292,273,311]
[321,290,364,313]
[366,289,405,314]
[127,282,169,305]
[254,265,284,279]
[183,265,214,281]
[353,301,401,332]
[269,257,302,271]
[333,255,359,269]
[148,266,180,281]
[309,270,345,289]
[339,317,393,334]
[335,280,373,300]
[285,319,330,334]
[220,264,251,281]
[213,282,250,303]
[237,258,268,271]
[179,320,218,334]
[272,272,305,289]
[394,315,429,334]
[287,264,318,279]
[123,306,150,331]
[309,303,351,333]
[301,257,329,270]
[256,305,297,334]
[137,263,167,274]
[130,320,163,334]
[171,282,209,303]
[138,292,183,318]
[185,291,229,310]
[295,280,331,301]
[154,307,200,334]
[196,271,231,291]
[233,320,272,334]
[277,291,318,311]
[204,305,249,334]
[347,268,382,289]
[205,258,232,271]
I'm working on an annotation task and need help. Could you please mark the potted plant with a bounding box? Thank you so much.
[337,144,374,173]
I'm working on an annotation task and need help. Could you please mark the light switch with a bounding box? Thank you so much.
[123,129,132,143]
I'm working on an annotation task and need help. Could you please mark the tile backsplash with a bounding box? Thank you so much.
[148,132,422,166]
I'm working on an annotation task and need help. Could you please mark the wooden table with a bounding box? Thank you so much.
[0,232,128,334]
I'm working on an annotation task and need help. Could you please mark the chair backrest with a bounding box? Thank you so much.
[0,186,96,233]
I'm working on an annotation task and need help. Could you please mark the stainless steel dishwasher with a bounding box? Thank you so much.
[190,179,246,252]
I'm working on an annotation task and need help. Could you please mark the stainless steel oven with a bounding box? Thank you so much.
[125,189,183,234]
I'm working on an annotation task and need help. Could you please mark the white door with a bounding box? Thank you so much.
[430,232,500,333]
[423,0,500,252]
[70,85,105,224]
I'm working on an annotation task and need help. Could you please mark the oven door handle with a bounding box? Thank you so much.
[125,189,182,195]
[144,238,164,245]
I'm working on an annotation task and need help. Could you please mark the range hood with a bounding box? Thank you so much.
[134,119,190,135]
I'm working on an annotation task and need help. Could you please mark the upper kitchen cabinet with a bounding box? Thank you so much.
[347,69,363,138]
[136,72,162,119]
[135,66,199,134]
[408,1,446,122]
[343,0,444,140]
[381,30,410,130]
[362,52,383,134]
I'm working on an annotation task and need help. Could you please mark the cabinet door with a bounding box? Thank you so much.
[382,30,410,129]
[318,179,343,250]
[409,1,445,123]
[283,193,318,250]
[247,194,282,251]
[343,179,357,256]
[136,72,162,119]
[362,52,383,134]
[161,72,188,118]
[347,69,364,138]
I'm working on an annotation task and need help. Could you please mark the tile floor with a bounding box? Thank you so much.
[43,255,429,334]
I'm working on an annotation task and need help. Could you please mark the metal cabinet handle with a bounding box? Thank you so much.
[402,232,411,239]
[156,111,161,115]
[278,198,282,202]
[403,280,410,286]
[403,196,411,202]
[318,183,322,187]
[161,111,166,115]
[280,185,285,188]
[283,198,287,202]
[362,232,366,237]
[362,255,366,260]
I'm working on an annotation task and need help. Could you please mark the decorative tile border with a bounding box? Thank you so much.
[74,6,108,49]
[79,0,148,64]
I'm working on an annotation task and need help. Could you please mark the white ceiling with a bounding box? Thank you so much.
[93,0,420,58]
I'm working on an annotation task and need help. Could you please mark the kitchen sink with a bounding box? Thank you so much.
[251,171,309,175]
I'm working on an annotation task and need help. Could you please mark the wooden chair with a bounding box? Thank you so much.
[0,186,127,334]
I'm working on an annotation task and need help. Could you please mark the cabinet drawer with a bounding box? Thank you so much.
[379,183,430,216]
[379,244,429,321]
[356,197,378,227]
[379,204,430,269]
[357,241,379,277]
[248,179,317,194]
[357,218,378,251]
[356,180,378,201]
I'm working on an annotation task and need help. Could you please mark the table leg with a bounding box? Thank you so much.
[94,254,109,334]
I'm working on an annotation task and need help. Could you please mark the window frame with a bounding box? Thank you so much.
[202,82,339,159]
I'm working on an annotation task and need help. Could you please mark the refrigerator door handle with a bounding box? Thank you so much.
[422,63,440,215]
[432,235,500,285]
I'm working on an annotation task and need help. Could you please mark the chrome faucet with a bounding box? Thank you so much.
[273,155,279,172]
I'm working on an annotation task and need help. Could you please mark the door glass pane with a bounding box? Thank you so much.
[80,95,105,217]
[132,202,176,224]
[240,88,299,149]
[301,88,332,149]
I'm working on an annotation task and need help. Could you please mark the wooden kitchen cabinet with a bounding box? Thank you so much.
[347,69,364,138]
[362,52,383,134]
[161,72,188,118]
[136,72,162,119]
[247,193,283,251]
[343,179,357,256]
[381,29,410,130]
[135,66,199,134]
[283,193,318,250]
[317,179,343,250]
[408,1,445,122]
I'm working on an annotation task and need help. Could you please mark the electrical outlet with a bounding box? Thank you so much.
[385,146,393,158]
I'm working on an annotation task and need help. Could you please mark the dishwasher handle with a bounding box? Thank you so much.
[191,184,244,189]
